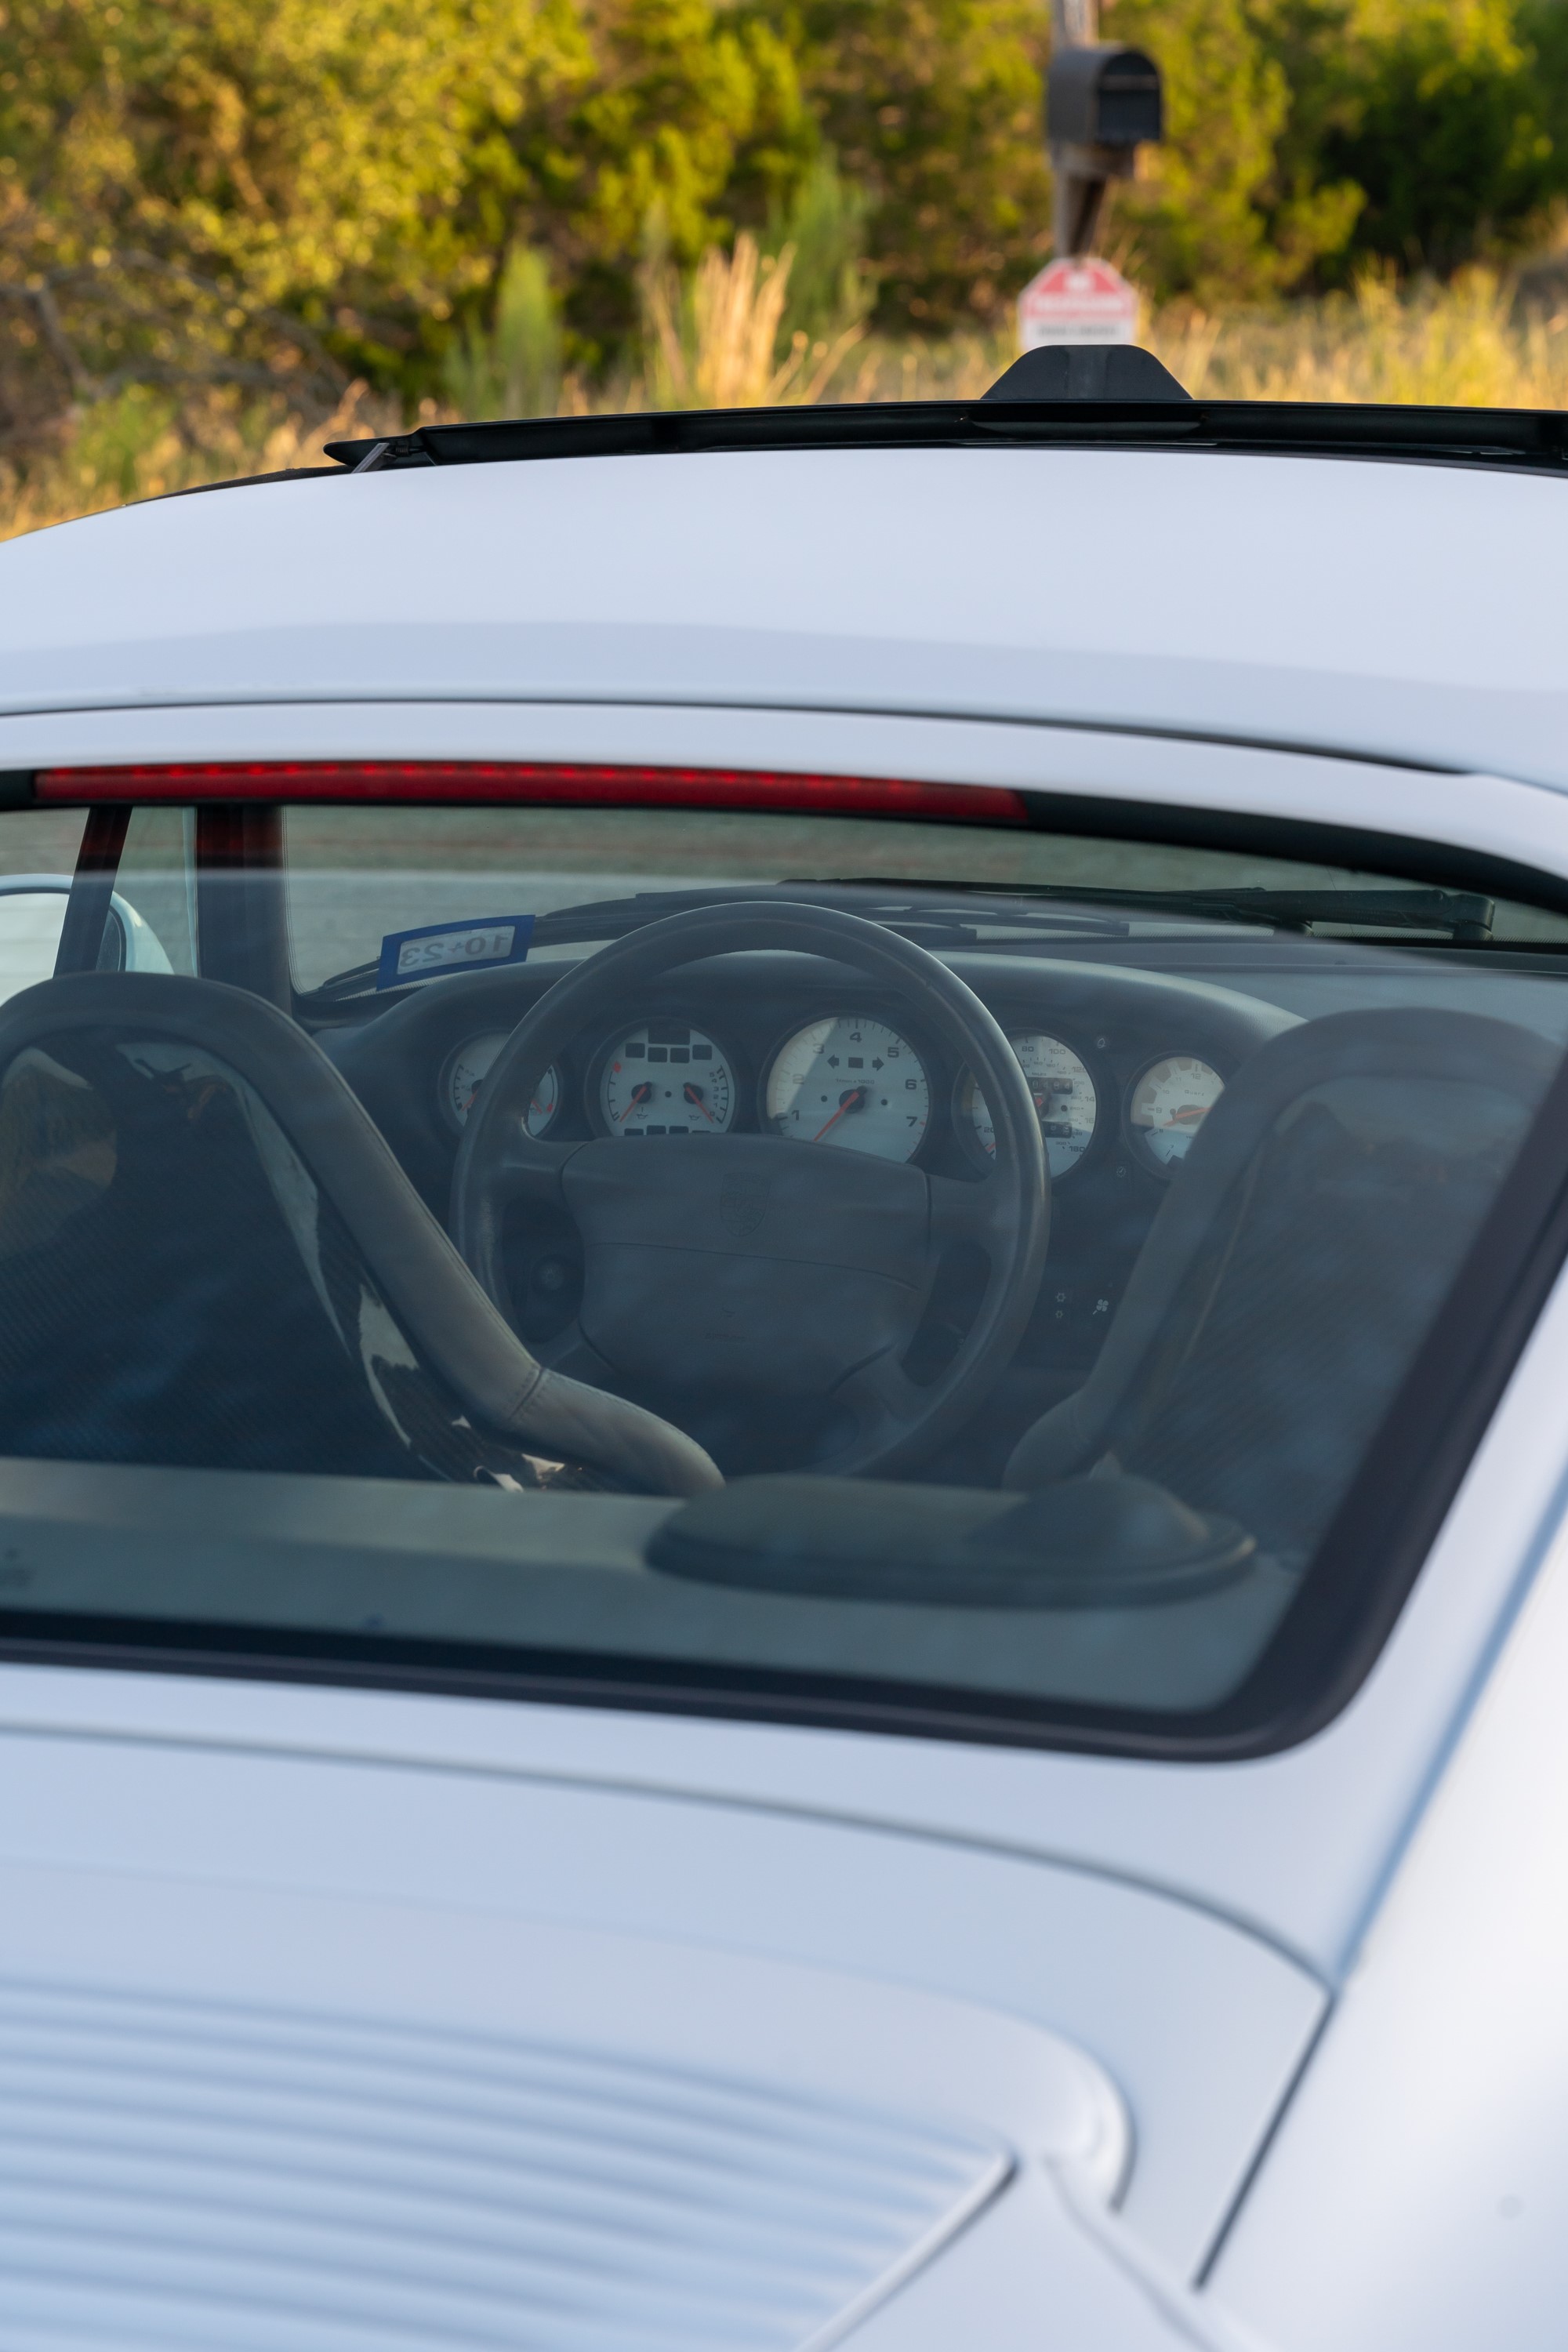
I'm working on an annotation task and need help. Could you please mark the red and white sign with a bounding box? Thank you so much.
[1017,257,1139,350]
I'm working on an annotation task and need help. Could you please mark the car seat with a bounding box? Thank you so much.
[1004,1008,1557,1561]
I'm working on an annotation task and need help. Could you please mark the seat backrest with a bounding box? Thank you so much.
[1005,1010,1558,1561]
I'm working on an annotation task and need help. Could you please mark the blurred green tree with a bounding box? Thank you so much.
[753,0,1052,330]
[0,0,583,419]
[2,0,1567,437]
[1105,0,1564,299]
[498,0,815,364]
[1105,0,1306,299]
[1314,0,1561,273]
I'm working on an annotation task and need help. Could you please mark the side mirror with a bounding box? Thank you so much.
[0,877,173,1007]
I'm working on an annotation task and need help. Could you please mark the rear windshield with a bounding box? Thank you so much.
[2,769,1566,1755]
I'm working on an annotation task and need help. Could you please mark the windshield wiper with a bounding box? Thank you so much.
[788,877,1498,942]
[985,883,1497,942]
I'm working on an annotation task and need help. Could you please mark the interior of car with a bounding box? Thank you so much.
[2,764,1565,1748]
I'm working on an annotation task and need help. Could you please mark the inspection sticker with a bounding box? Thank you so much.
[376,914,535,989]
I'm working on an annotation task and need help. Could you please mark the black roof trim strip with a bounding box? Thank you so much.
[323,396,1568,476]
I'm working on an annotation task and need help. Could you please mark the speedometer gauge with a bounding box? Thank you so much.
[961,1033,1097,1179]
[598,1021,736,1137]
[446,1033,561,1137]
[766,1014,930,1161]
[1129,1054,1225,1171]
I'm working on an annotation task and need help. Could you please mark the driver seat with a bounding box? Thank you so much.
[0,972,720,1496]
[1004,1009,1556,1561]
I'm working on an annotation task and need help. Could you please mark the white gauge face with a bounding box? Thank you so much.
[964,1033,1098,1179]
[765,1014,931,1161]
[448,1033,563,1138]
[598,1022,736,1138]
[1130,1054,1225,1170]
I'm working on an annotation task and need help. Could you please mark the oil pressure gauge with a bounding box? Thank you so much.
[445,1033,562,1137]
[1128,1054,1225,1172]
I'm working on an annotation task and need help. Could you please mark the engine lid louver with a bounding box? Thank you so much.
[0,1976,1011,2350]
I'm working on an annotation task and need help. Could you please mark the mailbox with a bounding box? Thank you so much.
[1047,44,1162,149]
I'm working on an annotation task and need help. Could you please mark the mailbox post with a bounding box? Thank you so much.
[1047,0,1161,258]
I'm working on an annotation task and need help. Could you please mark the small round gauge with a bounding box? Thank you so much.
[765,1014,931,1161]
[447,1033,564,1138]
[598,1021,736,1138]
[1129,1054,1225,1171]
[961,1033,1098,1180]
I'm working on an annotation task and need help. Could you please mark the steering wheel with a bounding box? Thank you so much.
[452,902,1050,1479]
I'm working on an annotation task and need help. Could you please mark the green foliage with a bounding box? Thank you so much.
[443,245,562,418]
[1105,0,1567,299]
[0,0,575,417]
[1312,0,1561,273]
[768,155,873,348]
[2,0,1568,436]
[1106,0,1301,299]
[757,0,1052,329]
[499,0,816,364]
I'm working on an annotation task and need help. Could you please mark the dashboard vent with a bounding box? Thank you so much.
[0,1976,1011,2350]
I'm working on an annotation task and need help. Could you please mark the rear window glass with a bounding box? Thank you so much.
[1,770,1566,1755]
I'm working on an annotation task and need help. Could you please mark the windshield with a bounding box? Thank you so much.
[2,766,1566,1755]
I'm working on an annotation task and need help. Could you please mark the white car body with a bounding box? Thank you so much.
[2,430,1567,2348]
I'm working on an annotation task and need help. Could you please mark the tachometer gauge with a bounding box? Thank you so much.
[766,1014,930,1161]
[1129,1054,1225,1171]
[446,1033,563,1138]
[598,1020,736,1138]
[961,1033,1097,1179]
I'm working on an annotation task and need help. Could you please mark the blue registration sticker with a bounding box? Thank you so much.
[376,914,535,989]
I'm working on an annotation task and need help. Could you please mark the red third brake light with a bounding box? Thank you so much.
[34,760,1030,826]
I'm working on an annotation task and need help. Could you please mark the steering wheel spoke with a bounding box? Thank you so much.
[928,1167,1014,1253]
[833,1347,927,1450]
[493,1133,576,1200]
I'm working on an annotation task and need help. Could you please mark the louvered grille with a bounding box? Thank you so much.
[0,1978,1010,2350]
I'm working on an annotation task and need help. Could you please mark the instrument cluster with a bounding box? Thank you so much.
[441,1006,1227,1181]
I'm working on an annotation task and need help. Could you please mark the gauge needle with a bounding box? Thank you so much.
[616,1081,654,1123]
[1164,1104,1209,1123]
[682,1082,717,1125]
[812,1086,867,1142]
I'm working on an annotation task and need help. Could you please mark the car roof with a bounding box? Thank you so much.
[0,438,1565,789]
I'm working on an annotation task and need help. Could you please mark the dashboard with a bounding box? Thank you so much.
[323,946,1295,1461]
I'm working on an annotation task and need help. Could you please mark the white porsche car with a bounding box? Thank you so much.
[1,344,1566,2349]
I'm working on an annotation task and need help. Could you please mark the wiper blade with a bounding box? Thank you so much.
[994,883,1497,941]
[796,877,1504,942]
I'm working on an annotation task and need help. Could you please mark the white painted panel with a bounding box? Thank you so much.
[0,1731,1323,2272]
[0,1857,1254,2350]
[1209,1502,1568,2347]
[0,1865,1126,2352]
[3,450,1568,782]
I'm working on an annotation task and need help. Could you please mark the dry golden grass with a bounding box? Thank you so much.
[6,264,1568,542]
[1150,269,1568,406]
